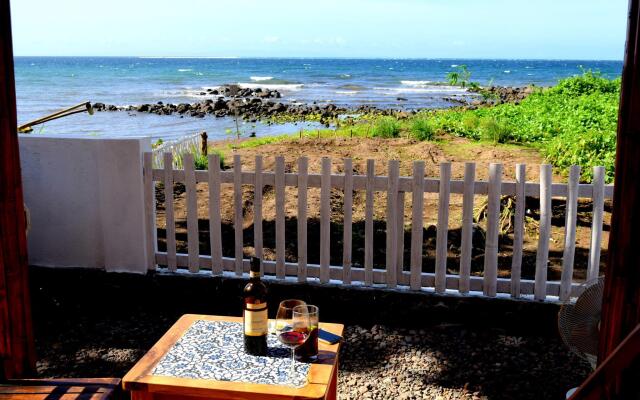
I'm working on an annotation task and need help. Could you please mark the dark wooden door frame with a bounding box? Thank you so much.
[0,0,35,379]
[599,0,640,362]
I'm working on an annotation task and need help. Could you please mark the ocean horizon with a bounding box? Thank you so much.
[14,56,622,141]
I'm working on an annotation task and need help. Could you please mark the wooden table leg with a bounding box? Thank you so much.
[325,356,338,400]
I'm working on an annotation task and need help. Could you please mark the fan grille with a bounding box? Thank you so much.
[558,278,604,369]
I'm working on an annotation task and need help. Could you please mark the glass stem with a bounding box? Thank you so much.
[290,347,295,383]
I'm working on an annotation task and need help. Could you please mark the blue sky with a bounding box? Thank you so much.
[11,0,628,59]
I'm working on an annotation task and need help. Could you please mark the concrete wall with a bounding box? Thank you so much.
[19,135,152,274]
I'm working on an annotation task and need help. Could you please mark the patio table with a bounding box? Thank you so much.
[123,314,344,400]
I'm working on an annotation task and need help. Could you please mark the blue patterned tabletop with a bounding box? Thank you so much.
[152,320,310,387]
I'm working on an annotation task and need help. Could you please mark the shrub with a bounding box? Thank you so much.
[193,149,225,170]
[551,70,621,97]
[194,154,208,170]
[410,118,435,141]
[480,117,510,144]
[462,114,480,130]
[543,130,616,183]
[372,117,401,138]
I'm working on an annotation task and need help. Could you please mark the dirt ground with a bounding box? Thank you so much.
[156,136,610,282]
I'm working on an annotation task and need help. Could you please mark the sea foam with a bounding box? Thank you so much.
[250,76,274,81]
[237,82,303,91]
[401,80,432,86]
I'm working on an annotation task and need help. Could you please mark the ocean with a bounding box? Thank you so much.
[14,57,622,142]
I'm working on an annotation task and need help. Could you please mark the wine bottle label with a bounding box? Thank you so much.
[250,270,260,278]
[244,305,268,336]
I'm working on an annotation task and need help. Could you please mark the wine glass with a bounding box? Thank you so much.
[292,304,319,361]
[273,299,306,334]
[275,306,310,385]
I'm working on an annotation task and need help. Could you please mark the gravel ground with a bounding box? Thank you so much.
[34,311,589,400]
[338,324,590,400]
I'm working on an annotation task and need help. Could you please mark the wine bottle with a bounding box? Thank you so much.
[243,257,268,356]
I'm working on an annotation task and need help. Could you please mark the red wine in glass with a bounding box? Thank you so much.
[275,322,309,386]
[278,330,308,347]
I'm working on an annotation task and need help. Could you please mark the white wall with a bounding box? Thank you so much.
[19,135,152,274]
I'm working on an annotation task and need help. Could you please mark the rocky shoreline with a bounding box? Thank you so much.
[92,83,535,123]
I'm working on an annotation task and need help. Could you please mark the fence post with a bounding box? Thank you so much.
[297,157,308,281]
[535,164,553,301]
[184,153,200,273]
[511,164,526,298]
[143,152,157,271]
[459,162,475,294]
[342,158,354,284]
[483,163,502,297]
[320,157,331,283]
[364,159,375,286]
[275,156,286,279]
[254,156,264,275]
[386,160,400,288]
[208,153,223,275]
[234,154,243,276]
[435,162,451,293]
[560,165,580,301]
[163,152,177,271]
[201,131,208,156]
[410,161,425,291]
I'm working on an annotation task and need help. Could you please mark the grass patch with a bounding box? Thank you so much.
[410,118,436,141]
[372,117,401,138]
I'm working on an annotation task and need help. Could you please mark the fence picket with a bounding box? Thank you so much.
[365,159,375,286]
[208,154,222,275]
[275,156,286,279]
[435,162,451,293]
[459,162,475,294]
[385,160,400,288]
[163,152,177,271]
[342,158,353,284]
[233,154,243,276]
[143,153,157,270]
[588,166,605,282]
[535,164,553,301]
[511,164,526,297]
[254,156,264,275]
[410,161,425,290]
[397,191,405,280]
[320,157,331,283]
[560,165,581,301]
[184,153,200,273]
[483,163,502,297]
[297,157,308,282]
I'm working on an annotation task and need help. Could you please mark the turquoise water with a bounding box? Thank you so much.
[14,57,622,141]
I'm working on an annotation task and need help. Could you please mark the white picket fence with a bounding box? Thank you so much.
[152,132,202,169]
[142,152,613,302]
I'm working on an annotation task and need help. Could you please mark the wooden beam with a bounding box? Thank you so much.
[597,0,640,396]
[0,0,36,379]
[571,324,640,400]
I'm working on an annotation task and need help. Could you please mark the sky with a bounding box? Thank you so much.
[10,0,628,59]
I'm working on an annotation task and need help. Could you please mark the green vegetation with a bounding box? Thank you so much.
[372,117,401,138]
[410,118,435,141]
[428,71,620,182]
[193,148,225,170]
[479,117,510,144]
[447,65,472,88]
